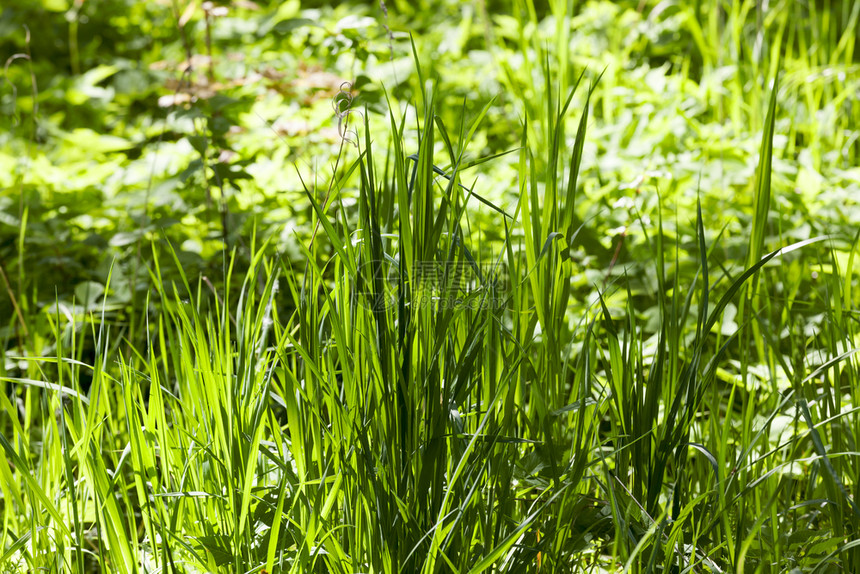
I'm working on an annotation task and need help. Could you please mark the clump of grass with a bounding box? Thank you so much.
[4,2,860,573]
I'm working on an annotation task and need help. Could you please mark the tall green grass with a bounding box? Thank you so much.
[0,76,855,574]
[3,1,860,573]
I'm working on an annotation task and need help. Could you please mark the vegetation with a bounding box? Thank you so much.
[2,0,860,571]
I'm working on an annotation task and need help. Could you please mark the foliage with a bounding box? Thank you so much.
[1,0,860,572]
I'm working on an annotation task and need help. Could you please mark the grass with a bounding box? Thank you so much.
[2,0,860,572]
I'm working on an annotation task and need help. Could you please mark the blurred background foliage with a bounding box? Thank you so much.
[1,0,858,355]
